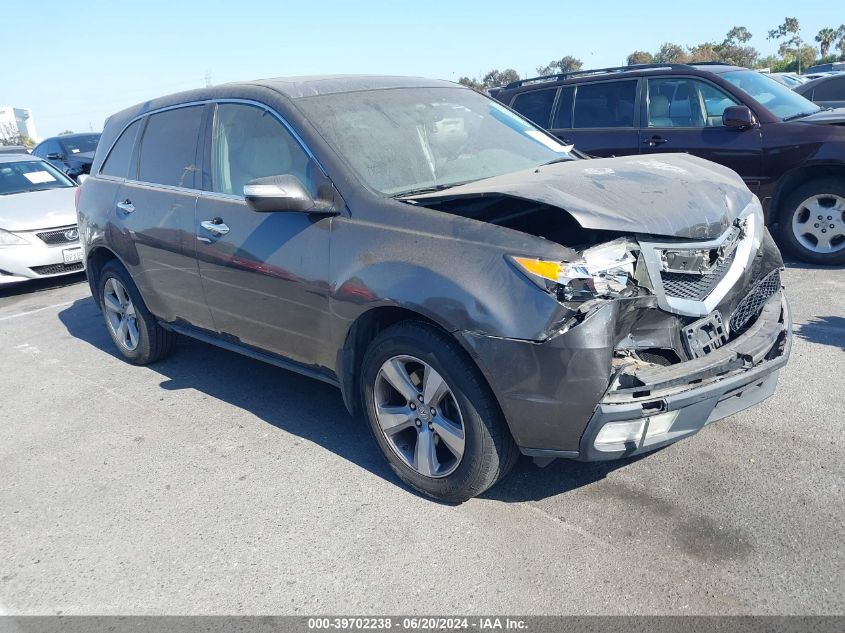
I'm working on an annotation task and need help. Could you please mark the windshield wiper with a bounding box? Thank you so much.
[783,111,819,121]
[393,181,472,198]
[539,156,572,166]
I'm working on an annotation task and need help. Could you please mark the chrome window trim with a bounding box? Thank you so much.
[95,98,327,193]
[638,201,760,318]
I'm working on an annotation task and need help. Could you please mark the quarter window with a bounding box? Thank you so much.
[101,120,141,178]
[510,88,557,127]
[573,81,637,128]
[137,106,204,188]
[212,103,311,196]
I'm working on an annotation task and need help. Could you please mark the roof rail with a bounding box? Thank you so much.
[502,63,701,89]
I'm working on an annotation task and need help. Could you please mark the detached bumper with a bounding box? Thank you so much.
[460,291,791,461]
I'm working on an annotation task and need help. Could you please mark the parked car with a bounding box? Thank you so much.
[794,73,845,109]
[0,155,84,284]
[805,62,845,74]
[492,63,845,264]
[78,76,791,502]
[0,145,30,155]
[32,133,101,181]
[766,72,807,88]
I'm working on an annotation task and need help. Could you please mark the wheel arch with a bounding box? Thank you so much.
[771,162,845,223]
[85,245,124,309]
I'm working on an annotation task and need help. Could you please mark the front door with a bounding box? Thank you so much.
[195,102,333,367]
[639,77,764,193]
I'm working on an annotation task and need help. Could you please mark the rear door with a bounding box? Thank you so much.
[113,105,215,329]
[194,101,332,366]
[639,76,763,192]
[549,79,640,156]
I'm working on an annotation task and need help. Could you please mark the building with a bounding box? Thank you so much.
[0,106,38,143]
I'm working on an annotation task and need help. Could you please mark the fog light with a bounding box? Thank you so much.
[594,420,646,451]
[644,411,679,439]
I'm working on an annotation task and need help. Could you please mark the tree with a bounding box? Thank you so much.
[725,26,753,45]
[837,25,845,58]
[0,122,27,146]
[653,42,689,64]
[626,51,653,65]
[768,17,805,72]
[535,56,583,76]
[59,129,74,135]
[688,42,719,62]
[816,28,837,57]
[481,68,520,88]
[457,76,484,91]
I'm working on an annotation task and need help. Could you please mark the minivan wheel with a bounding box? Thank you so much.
[97,260,174,365]
[778,177,845,265]
[361,321,518,503]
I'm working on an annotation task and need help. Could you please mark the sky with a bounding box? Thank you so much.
[1,0,837,139]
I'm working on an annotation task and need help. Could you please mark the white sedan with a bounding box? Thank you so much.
[0,154,84,285]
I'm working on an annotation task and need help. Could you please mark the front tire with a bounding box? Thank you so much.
[777,178,845,265]
[361,321,518,503]
[97,260,174,365]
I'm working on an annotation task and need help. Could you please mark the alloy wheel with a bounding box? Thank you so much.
[791,194,845,254]
[373,355,466,478]
[103,277,139,351]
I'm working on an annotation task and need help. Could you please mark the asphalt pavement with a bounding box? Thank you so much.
[0,264,842,615]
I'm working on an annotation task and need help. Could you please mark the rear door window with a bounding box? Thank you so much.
[138,106,204,188]
[573,80,637,128]
[510,88,557,127]
[551,86,574,129]
[101,119,142,178]
[813,77,845,101]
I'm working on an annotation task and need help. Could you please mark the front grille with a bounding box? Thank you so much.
[36,225,79,245]
[660,249,736,300]
[30,262,84,276]
[729,269,782,333]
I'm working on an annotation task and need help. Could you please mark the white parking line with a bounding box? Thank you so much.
[0,301,74,322]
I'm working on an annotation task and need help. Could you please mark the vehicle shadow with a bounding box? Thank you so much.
[58,296,631,503]
[794,315,845,350]
[0,272,86,298]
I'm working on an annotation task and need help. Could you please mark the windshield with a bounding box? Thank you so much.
[296,86,573,195]
[722,70,821,120]
[60,134,100,155]
[0,160,75,195]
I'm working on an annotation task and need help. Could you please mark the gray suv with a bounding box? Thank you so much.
[77,76,791,502]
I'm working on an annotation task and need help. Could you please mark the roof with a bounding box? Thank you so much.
[39,132,101,142]
[0,153,43,164]
[246,74,455,99]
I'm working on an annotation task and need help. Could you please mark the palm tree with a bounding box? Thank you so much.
[816,28,837,57]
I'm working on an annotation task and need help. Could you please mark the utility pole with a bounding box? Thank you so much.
[204,72,212,88]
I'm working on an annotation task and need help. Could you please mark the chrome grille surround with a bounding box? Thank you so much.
[36,225,80,245]
[637,200,763,318]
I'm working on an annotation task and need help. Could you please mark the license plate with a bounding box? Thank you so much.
[683,311,728,358]
[63,247,83,264]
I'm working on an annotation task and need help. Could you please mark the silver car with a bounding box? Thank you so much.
[0,154,84,285]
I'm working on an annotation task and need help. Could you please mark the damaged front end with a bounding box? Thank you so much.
[455,197,791,462]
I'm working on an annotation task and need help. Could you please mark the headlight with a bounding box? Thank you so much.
[509,238,643,302]
[0,229,29,247]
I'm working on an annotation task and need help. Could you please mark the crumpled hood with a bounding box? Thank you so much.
[0,187,78,231]
[408,153,754,240]
[798,108,845,125]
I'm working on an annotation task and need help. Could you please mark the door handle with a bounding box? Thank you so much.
[116,199,135,214]
[200,218,230,237]
[643,136,668,147]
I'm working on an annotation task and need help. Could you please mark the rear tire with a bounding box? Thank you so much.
[97,260,174,365]
[361,321,518,503]
[777,177,845,265]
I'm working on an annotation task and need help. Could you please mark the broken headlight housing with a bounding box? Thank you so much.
[509,238,644,302]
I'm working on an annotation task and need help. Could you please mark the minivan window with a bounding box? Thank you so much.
[296,86,573,196]
[510,88,557,127]
[573,81,637,128]
[722,70,820,120]
[212,104,311,196]
[138,106,203,188]
[101,120,141,178]
[551,86,574,128]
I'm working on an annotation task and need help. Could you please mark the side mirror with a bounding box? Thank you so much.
[46,152,62,160]
[723,105,756,130]
[76,174,89,185]
[244,175,317,213]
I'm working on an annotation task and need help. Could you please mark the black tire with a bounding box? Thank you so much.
[97,260,174,365]
[777,177,845,265]
[360,321,518,503]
